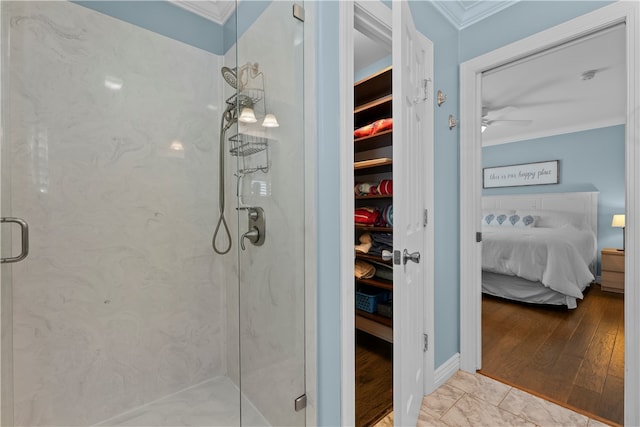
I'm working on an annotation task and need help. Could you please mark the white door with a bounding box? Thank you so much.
[392,1,434,425]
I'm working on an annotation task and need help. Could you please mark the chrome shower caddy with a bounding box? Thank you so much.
[229,132,270,175]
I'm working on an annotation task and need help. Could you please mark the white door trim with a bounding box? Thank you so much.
[338,2,356,425]
[339,3,392,424]
[459,2,640,425]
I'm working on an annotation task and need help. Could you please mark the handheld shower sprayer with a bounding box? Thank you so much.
[212,69,256,255]
[223,94,255,126]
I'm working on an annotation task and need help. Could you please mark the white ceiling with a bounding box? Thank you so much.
[481,24,626,147]
[431,0,519,30]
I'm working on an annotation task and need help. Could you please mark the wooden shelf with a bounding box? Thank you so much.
[355,313,392,343]
[355,194,392,200]
[355,253,392,265]
[354,67,393,341]
[355,225,392,232]
[354,95,392,114]
[357,277,393,291]
[356,309,392,327]
[354,158,392,177]
[354,158,392,170]
[354,97,392,129]
[355,66,392,106]
[354,129,392,153]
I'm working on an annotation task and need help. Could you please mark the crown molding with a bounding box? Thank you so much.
[431,1,518,30]
[170,0,235,25]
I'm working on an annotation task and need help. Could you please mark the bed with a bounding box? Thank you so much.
[481,192,598,309]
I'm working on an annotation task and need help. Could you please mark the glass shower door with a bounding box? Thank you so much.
[1,1,240,426]
[235,1,306,426]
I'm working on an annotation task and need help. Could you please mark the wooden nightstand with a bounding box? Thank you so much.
[601,248,625,293]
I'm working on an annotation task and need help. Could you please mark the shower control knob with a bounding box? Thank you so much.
[241,227,260,250]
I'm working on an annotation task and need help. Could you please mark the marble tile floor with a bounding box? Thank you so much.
[375,371,614,427]
[94,376,269,426]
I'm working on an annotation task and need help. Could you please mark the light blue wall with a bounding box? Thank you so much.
[75,1,272,56]
[459,1,614,62]
[315,2,343,425]
[74,1,226,54]
[355,55,392,83]
[483,126,625,273]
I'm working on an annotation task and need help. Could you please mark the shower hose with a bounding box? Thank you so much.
[212,113,233,254]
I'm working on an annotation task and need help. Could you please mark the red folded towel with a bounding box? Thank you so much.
[378,179,393,195]
[373,118,393,134]
[354,118,393,138]
[355,207,380,225]
[354,123,376,138]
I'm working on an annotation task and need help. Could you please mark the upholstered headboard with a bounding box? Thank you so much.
[482,191,599,237]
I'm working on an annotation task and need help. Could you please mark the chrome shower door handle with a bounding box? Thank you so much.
[1,217,29,263]
[241,228,260,250]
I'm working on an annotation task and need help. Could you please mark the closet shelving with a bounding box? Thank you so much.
[354,66,393,342]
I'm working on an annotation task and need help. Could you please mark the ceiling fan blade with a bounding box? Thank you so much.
[487,119,532,126]
[483,106,520,121]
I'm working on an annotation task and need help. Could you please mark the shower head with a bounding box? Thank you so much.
[221,66,238,89]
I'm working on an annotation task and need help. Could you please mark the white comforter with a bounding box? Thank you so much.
[482,226,596,299]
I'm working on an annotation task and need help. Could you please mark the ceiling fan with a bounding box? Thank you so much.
[481,106,532,132]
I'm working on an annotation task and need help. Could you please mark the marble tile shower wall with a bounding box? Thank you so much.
[6,2,231,425]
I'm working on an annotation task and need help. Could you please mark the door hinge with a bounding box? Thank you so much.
[293,3,305,21]
[423,209,428,227]
[294,394,307,411]
[476,231,482,243]
[423,334,428,352]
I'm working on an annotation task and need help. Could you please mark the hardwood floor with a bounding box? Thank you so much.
[480,284,624,426]
[355,330,393,427]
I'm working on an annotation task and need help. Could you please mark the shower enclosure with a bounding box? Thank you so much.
[0,1,307,426]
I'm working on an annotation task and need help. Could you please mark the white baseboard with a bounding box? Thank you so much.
[434,352,460,389]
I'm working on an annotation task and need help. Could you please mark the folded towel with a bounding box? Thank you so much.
[354,182,379,196]
[378,179,393,195]
[355,232,373,253]
[355,207,380,225]
[369,233,393,256]
[371,232,393,246]
[372,118,393,134]
[381,204,393,227]
[354,122,376,138]
[355,260,376,279]
[353,118,393,138]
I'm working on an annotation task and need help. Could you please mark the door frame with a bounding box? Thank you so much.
[459,2,640,425]
[339,2,435,425]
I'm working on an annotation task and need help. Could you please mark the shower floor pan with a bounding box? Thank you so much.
[94,376,269,427]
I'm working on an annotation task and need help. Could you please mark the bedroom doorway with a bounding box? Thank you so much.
[476,24,625,425]
[459,2,639,426]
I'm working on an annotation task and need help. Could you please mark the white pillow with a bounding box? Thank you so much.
[481,210,514,226]
[506,213,537,227]
[516,209,586,229]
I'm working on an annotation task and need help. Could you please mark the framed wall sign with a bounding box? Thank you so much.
[483,160,559,188]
